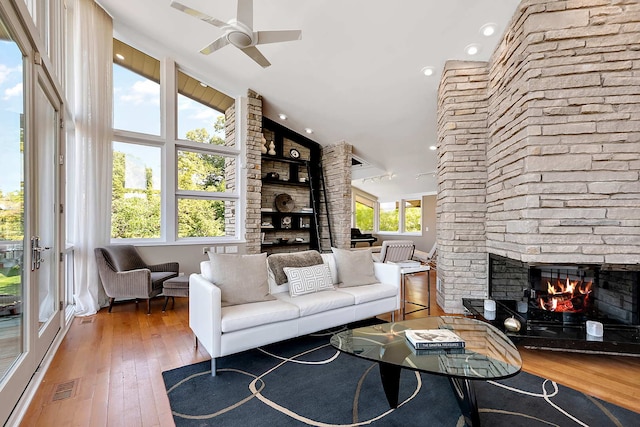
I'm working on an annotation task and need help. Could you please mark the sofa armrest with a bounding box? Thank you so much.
[373,262,401,288]
[189,273,222,359]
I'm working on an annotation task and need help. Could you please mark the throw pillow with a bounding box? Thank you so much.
[284,264,334,297]
[331,247,378,287]
[207,252,275,307]
[267,250,324,286]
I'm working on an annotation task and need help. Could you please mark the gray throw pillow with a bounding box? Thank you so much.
[207,252,275,307]
[267,250,324,285]
[331,247,378,287]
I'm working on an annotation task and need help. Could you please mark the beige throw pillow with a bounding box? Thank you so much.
[331,247,378,287]
[207,252,275,307]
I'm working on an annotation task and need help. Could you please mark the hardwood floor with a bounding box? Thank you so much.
[20,271,640,426]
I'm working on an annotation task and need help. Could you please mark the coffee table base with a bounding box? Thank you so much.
[448,377,481,427]
[379,363,481,427]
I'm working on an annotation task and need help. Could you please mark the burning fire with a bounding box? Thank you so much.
[538,277,593,312]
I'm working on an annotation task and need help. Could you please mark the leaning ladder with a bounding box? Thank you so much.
[307,161,333,252]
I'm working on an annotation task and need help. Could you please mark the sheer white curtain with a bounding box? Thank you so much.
[71,0,113,315]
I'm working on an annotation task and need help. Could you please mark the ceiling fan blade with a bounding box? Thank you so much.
[170,1,227,28]
[256,30,302,45]
[200,35,230,55]
[237,0,253,29]
[241,46,271,68]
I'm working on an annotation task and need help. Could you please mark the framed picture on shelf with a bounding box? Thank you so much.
[281,216,292,229]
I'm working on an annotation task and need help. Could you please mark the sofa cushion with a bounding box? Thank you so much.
[220,299,299,333]
[207,252,276,307]
[331,247,378,287]
[275,290,354,317]
[284,264,334,297]
[267,250,324,286]
[337,283,397,304]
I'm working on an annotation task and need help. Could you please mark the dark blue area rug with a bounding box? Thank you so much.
[162,326,639,426]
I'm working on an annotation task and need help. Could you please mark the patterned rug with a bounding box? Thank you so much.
[163,326,639,426]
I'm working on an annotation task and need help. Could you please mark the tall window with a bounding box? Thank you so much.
[111,142,161,239]
[379,201,399,232]
[404,199,421,233]
[113,63,160,135]
[354,195,374,231]
[111,40,237,243]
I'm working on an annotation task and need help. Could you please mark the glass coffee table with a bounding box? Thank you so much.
[330,316,522,427]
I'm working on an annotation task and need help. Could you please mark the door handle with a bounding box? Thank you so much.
[31,236,51,270]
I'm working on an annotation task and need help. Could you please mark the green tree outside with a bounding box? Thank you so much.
[354,201,373,231]
[111,115,229,239]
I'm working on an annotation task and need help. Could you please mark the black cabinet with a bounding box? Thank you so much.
[261,118,322,254]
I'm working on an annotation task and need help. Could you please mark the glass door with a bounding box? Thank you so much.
[0,9,31,423]
[0,3,64,423]
[33,66,61,356]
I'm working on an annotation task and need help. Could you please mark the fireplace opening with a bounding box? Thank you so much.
[466,254,640,355]
[528,265,596,325]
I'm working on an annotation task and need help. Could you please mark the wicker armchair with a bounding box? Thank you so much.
[372,240,415,263]
[94,245,179,314]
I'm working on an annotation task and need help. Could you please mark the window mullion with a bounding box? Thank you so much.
[162,58,177,242]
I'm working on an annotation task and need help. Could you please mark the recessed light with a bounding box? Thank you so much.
[115,53,125,60]
[278,113,287,120]
[480,23,497,37]
[465,44,480,56]
[420,66,434,76]
[429,145,437,151]
[304,128,313,134]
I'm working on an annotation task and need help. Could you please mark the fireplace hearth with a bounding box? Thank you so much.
[462,254,640,356]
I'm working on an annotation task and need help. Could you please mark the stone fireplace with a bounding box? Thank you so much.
[435,0,640,333]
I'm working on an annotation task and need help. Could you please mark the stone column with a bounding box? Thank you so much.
[321,142,352,250]
[436,61,489,313]
[244,90,263,254]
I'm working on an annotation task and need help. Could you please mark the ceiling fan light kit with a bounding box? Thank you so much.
[170,0,302,68]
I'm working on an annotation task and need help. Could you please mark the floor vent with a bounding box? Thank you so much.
[52,379,78,402]
[79,317,95,325]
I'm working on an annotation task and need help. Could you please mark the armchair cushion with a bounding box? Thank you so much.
[101,245,147,272]
[207,252,275,307]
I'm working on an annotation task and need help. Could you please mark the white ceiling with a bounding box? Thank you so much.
[99,0,520,201]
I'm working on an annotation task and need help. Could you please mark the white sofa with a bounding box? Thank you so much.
[189,252,401,376]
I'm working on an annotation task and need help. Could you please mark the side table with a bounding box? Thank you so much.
[391,263,430,319]
[162,274,189,311]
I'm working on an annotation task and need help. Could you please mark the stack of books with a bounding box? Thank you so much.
[405,329,465,355]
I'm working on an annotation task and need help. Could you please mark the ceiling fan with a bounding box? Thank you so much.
[170,0,302,68]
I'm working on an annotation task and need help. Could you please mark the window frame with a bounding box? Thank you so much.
[111,41,241,245]
[352,190,423,237]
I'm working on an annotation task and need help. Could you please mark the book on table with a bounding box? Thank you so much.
[404,339,466,355]
[405,328,465,349]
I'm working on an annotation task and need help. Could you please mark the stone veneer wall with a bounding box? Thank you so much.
[486,0,640,265]
[436,62,490,313]
[321,142,352,250]
[437,0,640,313]
[244,90,263,254]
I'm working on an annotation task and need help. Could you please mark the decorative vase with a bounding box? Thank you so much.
[268,141,276,155]
[260,136,267,154]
